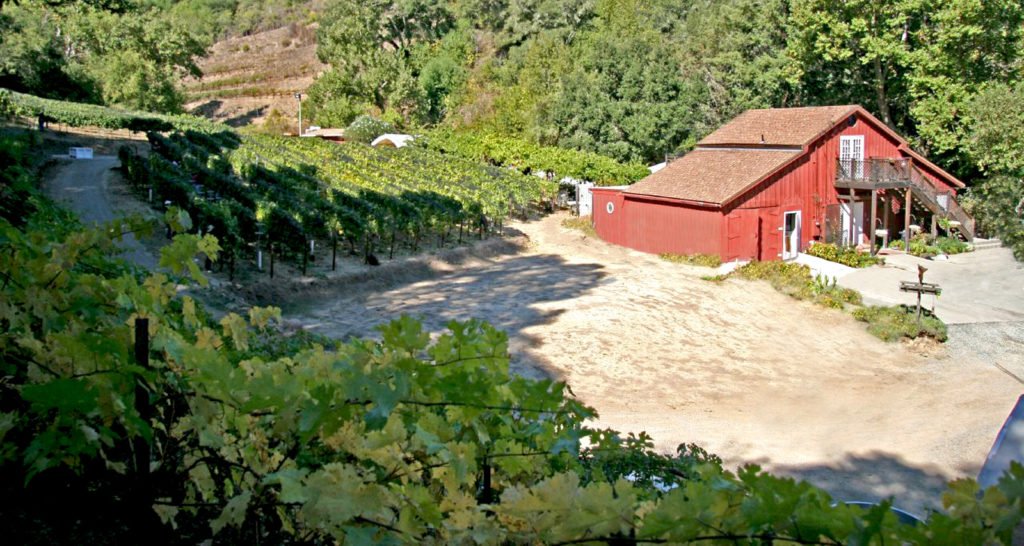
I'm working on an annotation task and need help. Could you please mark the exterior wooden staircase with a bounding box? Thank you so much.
[836,158,975,241]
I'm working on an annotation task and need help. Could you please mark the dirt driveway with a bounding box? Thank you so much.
[284,212,1021,515]
[42,155,158,269]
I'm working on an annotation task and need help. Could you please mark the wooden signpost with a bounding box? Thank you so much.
[899,264,941,324]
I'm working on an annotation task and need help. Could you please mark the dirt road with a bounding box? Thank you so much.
[285,212,1020,515]
[43,156,158,269]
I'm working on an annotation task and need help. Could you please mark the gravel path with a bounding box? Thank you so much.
[43,156,158,269]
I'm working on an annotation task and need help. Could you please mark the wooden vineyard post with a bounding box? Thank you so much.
[131,316,157,540]
[133,317,151,480]
[479,454,492,505]
[332,234,338,271]
[302,241,309,276]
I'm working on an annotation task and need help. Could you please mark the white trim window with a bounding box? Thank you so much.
[839,135,865,179]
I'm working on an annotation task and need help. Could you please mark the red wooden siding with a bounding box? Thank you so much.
[592,190,626,245]
[622,196,721,255]
[593,190,724,256]
[725,113,914,258]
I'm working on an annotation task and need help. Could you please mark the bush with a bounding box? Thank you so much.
[731,261,861,309]
[853,305,948,342]
[935,236,970,255]
[806,242,883,267]
[344,114,395,144]
[889,234,969,258]
[421,129,650,186]
[660,253,722,268]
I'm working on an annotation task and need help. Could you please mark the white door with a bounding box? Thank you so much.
[839,135,865,179]
[782,211,801,260]
[840,201,865,246]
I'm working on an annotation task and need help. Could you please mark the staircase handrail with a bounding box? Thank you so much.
[904,160,975,239]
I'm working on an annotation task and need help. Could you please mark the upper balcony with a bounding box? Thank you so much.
[835,158,918,190]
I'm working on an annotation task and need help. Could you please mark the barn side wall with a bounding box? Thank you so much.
[592,190,626,246]
[621,196,722,256]
[592,190,724,257]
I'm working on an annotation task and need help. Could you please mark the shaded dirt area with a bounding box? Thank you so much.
[41,155,160,269]
[282,212,1020,515]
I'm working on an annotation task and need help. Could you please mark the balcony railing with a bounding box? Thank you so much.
[836,158,917,187]
[835,157,976,240]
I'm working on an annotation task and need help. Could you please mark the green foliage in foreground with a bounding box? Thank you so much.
[731,261,863,310]
[3,161,1023,543]
[659,252,723,268]
[421,129,650,186]
[853,306,949,342]
[806,242,884,268]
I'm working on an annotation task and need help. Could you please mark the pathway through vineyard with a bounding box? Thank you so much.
[286,212,1020,516]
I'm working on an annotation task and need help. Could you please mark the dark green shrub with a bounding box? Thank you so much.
[889,234,968,258]
[935,236,970,255]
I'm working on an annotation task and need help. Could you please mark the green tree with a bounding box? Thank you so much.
[906,0,1023,160]
[679,0,796,139]
[963,83,1024,259]
[787,0,1023,168]
[787,0,916,131]
[312,0,456,123]
[0,2,205,113]
[545,0,693,163]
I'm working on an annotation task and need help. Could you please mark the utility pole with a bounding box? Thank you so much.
[294,92,303,136]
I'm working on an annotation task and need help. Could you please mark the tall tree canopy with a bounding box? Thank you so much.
[0,1,206,112]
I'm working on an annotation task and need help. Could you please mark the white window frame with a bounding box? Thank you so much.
[840,135,865,179]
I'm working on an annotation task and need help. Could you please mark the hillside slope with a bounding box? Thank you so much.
[184,23,326,129]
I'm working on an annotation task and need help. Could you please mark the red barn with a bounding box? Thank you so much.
[592,105,973,262]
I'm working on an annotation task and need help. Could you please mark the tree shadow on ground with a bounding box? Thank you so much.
[189,100,223,118]
[766,451,967,517]
[288,252,610,383]
[225,106,267,127]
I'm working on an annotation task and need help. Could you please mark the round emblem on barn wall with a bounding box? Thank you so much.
[606,202,615,214]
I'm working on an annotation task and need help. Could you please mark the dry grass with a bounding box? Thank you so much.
[183,23,327,126]
[659,252,722,268]
[561,215,596,237]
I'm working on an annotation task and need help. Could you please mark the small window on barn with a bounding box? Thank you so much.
[606,202,615,214]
